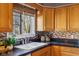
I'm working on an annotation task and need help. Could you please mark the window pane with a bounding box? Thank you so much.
[13,12,21,35]
[22,14,30,33]
[22,13,35,35]
[13,12,20,25]
[30,16,35,34]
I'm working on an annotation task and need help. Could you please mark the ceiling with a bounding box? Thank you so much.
[39,3,73,8]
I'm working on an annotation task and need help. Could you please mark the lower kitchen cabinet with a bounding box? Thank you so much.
[32,45,79,56]
[51,45,79,56]
[32,46,51,56]
[51,45,61,56]
[61,46,79,56]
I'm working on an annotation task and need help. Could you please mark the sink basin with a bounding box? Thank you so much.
[14,42,47,50]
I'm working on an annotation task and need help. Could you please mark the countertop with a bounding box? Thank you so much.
[1,38,79,56]
[0,42,49,56]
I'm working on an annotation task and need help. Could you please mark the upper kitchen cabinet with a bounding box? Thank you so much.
[43,7,54,31]
[0,3,13,32]
[67,4,79,31]
[55,7,67,31]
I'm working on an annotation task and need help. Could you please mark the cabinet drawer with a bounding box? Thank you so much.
[61,46,79,54]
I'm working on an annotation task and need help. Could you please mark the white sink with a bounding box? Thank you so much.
[14,42,47,50]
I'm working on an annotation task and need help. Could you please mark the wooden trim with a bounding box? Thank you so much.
[35,10,37,31]
[43,7,45,31]
[53,8,55,31]
[65,6,68,31]
[13,3,36,14]
[67,6,70,32]
[9,3,13,32]
[19,3,36,10]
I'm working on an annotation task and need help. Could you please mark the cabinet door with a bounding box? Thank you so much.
[0,3,13,32]
[32,46,50,56]
[55,7,67,31]
[61,46,79,56]
[43,8,54,31]
[61,51,78,56]
[68,5,79,31]
[51,45,61,56]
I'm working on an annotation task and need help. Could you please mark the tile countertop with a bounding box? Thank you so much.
[1,38,79,56]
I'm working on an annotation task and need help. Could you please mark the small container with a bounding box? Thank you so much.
[71,35,74,39]
[41,36,45,42]
[45,35,50,42]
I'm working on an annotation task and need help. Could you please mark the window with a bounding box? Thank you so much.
[22,13,35,34]
[7,11,35,37]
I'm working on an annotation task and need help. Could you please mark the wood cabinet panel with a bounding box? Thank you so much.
[51,45,61,56]
[61,51,78,56]
[43,8,54,31]
[68,4,79,31]
[61,46,79,56]
[55,7,67,31]
[51,45,79,56]
[32,46,51,56]
[0,3,13,32]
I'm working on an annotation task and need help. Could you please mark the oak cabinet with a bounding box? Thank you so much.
[51,45,79,56]
[61,46,79,56]
[32,46,51,56]
[54,4,79,32]
[55,7,67,31]
[67,4,79,31]
[32,45,79,56]
[43,7,54,31]
[0,3,13,32]
[51,45,61,56]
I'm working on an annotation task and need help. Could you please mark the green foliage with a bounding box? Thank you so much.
[5,37,16,46]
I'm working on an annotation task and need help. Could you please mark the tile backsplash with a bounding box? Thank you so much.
[52,31,79,39]
[36,31,79,39]
[1,31,79,40]
[0,33,7,40]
